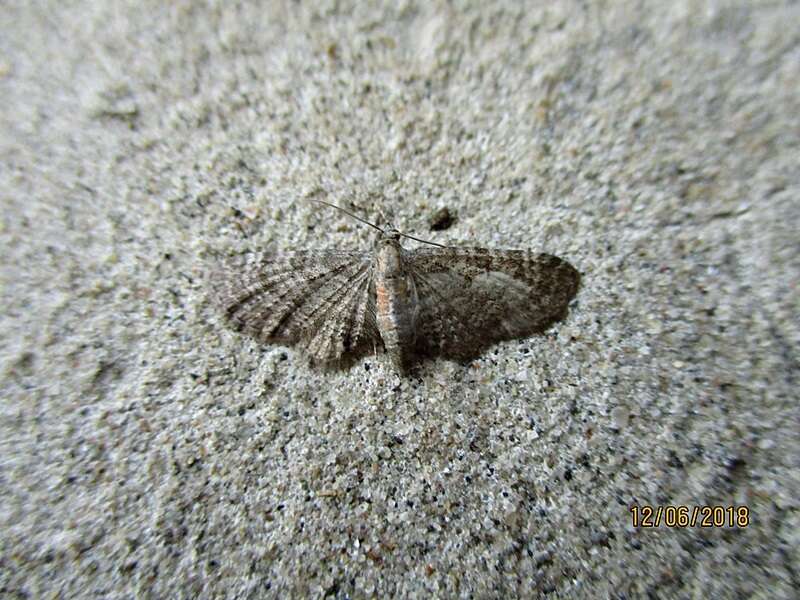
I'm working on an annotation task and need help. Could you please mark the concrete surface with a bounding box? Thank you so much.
[1,1,798,598]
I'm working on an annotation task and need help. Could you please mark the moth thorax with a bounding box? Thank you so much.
[376,240,403,276]
[375,243,419,369]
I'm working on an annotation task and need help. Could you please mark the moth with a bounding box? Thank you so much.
[208,202,580,373]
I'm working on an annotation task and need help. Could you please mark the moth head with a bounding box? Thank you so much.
[375,228,402,248]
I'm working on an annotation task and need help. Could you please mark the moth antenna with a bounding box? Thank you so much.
[311,199,385,234]
[397,232,448,248]
[311,199,449,248]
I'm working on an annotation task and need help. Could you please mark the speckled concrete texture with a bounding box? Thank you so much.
[1,1,798,598]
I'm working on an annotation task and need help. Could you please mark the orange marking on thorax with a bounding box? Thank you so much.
[376,282,390,314]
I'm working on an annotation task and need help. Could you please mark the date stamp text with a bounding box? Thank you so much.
[630,505,750,528]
